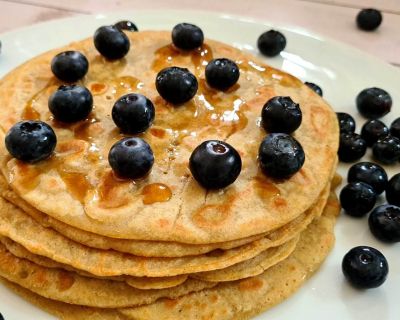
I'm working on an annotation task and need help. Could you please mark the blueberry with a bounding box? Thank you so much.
[342,246,388,289]
[305,82,323,96]
[336,112,356,134]
[155,66,198,105]
[205,58,240,91]
[257,30,286,57]
[338,133,367,163]
[0,312,3,320]
[347,162,388,195]
[261,96,302,134]
[171,23,204,50]
[389,117,400,139]
[114,20,138,32]
[372,135,400,164]
[94,25,130,60]
[112,93,155,134]
[357,8,383,31]
[258,133,305,179]
[5,121,57,163]
[189,140,241,189]
[369,205,400,243]
[386,173,400,206]
[51,51,88,82]
[340,182,376,217]
[361,119,389,147]
[48,85,93,123]
[108,137,154,179]
[356,87,392,119]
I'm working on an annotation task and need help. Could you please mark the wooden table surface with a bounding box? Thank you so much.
[0,0,399,66]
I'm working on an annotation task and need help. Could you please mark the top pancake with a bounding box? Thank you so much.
[0,30,339,243]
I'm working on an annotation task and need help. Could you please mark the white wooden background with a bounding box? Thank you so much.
[0,0,399,66]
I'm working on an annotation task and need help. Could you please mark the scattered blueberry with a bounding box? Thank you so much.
[108,137,154,179]
[357,8,383,31]
[94,25,130,60]
[257,30,286,57]
[0,312,3,320]
[389,117,400,139]
[205,58,240,91]
[342,246,388,289]
[261,96,302,134]
[112,93,155,134]
[51,51,88,82]
[114,20,138,32]
[361,119,389,147]
[340,182,376,217]
[5,121,57,163]
[258,133,305,179]
[337,112,356,134]
[155,66,198,104]
[171,23,204,50]
[369,205,400,243]
[305,82,323,96]
[386,173,400,206]
[338,133,367,162]
[356,87,392,119]
[48,85,93,123]
[189,140,241,189]
[372,135,400,164]
[347,162,388,194]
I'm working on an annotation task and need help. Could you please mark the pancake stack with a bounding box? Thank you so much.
[0,30,340,319]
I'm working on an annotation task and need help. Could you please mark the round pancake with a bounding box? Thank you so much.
[0,184,328,277]
[0,30,339,243]
[0,191,339,319]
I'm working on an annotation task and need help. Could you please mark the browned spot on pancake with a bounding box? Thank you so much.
[18,269,29,279]
[142,183,172,205]
[192,200,233,229]
[98,171,131,209]
[210,294,219,303]
[274,197,287,207]
[163,298,178,309]
[238,278,264,291]
[56,271,75,291]
[90,83,108,95]
[158,219,170,228]
[33,269,48,285]
[150,127,167,139]
[58,171,91,204]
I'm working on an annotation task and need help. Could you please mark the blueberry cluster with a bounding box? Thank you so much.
[337,87,399,164]
[340,162,399,288]
[258,96,304,179]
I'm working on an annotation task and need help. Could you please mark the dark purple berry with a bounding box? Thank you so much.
[257,30,286,57]
[189,140,241,189]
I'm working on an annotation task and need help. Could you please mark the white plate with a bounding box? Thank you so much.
[0,10,399,320]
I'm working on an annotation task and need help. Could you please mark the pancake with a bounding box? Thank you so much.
[0,30,339,244]
[0,242,217,308]
[0,237,189,290]
[0,184,328,277]
[0,190,340,319]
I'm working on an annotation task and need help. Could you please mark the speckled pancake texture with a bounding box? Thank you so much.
[0,30,339,244]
